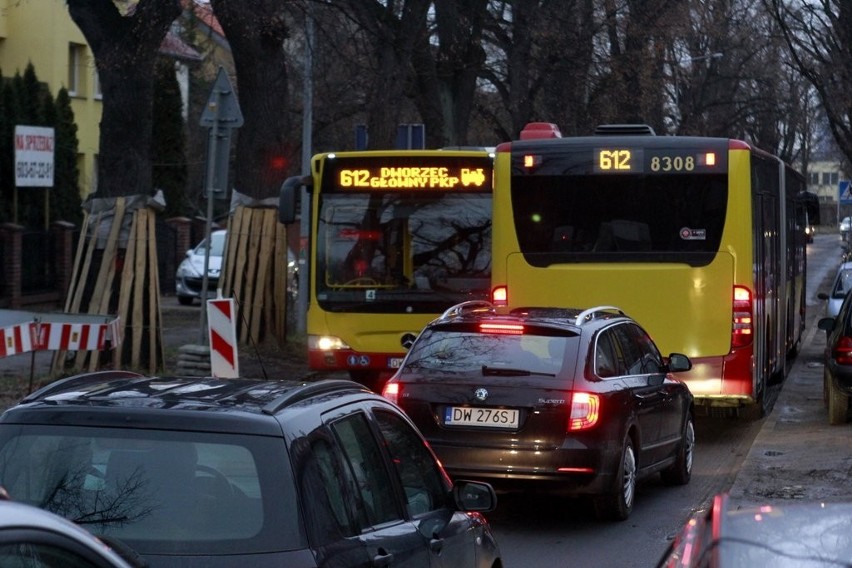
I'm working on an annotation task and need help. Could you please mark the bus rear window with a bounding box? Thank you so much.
[510,173,727,266]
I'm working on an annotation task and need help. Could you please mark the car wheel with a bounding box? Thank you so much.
[178,295,194,306]
[661,412,694,486]
[594,434,636,521]
[826,373,850,425]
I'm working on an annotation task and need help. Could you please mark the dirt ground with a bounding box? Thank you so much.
[0,297,317,412]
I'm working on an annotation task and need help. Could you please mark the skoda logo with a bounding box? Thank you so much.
[400,333,417,350]
[474,388,489,402]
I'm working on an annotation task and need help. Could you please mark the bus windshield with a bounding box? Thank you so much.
[511,172,728,267]
[316,191,491,312]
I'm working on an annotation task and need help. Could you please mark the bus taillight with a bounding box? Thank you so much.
[492,286,508,306]
[732,286,753,347]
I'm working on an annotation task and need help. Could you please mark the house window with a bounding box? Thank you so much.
[809,172,819,185]
[823,172,832,185]
[831,172,840,186]
[68,43,86,96]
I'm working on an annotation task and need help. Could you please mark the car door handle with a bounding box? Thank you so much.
[372,548,394,567]
[429,536,444,553]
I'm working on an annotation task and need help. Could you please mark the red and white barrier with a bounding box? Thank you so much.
[0,321,36,358]
[0,309,121,359]
[207,298,239,378]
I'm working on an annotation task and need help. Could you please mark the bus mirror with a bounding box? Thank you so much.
[279,176,310,224]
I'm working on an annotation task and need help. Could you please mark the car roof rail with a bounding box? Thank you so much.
[262,379,367,415]
[439,300,495,320]
[574,305,625,325]
[21,370,146,402]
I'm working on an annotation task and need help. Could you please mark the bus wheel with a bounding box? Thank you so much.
[826,373,850,425]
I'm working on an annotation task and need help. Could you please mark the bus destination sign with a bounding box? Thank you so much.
[327,156,493,191]
[593,147,724,174]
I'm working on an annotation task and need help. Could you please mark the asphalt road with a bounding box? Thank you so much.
[486,232,850,567]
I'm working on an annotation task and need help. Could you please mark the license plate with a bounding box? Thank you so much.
[388,357,404,368]
[444,407,519,428]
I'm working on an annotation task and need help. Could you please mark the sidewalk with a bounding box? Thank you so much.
[727,310,852,506]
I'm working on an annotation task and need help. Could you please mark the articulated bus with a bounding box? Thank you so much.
[490,123,818,415]
[280,150,494,388]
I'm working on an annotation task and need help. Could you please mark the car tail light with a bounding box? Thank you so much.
[833,337,852,365]
[568,392,600,431]
[731,286,753,347]
[491,285,508,306]
[382,380,400,405]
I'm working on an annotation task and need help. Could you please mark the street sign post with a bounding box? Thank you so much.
[198,67,243,344]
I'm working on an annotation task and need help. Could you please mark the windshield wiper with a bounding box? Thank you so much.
[481,365,555,377]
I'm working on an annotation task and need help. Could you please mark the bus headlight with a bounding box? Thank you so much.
[309,335,350,351]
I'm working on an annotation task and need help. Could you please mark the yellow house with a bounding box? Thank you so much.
[0,0,101,197]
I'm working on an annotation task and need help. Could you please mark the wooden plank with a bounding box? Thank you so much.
[77,198,125,371]
[51,212,92,374]
[222,210,244,296]
[231,209,251,339]
[63,211,91,312]
[131,210,148,368]
[241,209,262,341]
[230,208,249,304]
[147,211,162,372]
[250,210,276,343]
[113,211,139,370]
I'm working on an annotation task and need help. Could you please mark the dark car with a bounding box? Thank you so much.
[657,492,852,567]
[0,372,501,567]
[817,292,852,424]
[0,495,136,568]
[382,301,694,521]
[816,261,852,318]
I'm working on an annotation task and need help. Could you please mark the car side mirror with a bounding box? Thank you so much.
[818,292,829,301]
[818,317,836,332]
[667,353,692,373]
[452,479,497,513]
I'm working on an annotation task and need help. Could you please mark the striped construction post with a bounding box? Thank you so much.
[207,298,239,378]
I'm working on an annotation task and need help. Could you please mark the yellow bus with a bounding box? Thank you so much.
[280,150,494,388]
[490,123,816,415]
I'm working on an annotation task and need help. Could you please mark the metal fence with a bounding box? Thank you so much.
[21,229,57,294]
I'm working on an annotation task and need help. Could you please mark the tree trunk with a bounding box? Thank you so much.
[61,0,180,374]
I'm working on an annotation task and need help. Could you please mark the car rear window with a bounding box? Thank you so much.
[403,327,578,375]
[0,425,303,556]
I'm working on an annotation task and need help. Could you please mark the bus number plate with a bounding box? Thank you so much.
[444,407,519,428]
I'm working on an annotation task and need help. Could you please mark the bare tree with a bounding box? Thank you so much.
[64,0,180,373]
[68,0,181,198]
[764,0,852,163]
[409,0,490,147]
[210,0,294,199]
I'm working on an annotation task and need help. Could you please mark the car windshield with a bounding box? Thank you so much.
[0,426,301,556]
[196,232,226,257]
[403,328,575,375]
[833,269,852,297]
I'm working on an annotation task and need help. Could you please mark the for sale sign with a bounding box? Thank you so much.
[15,125,54,187]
